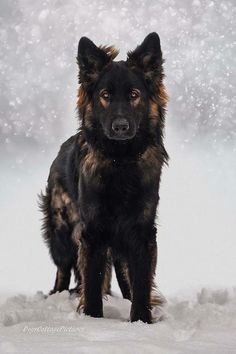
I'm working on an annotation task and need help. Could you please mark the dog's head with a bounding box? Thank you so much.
[77,33,167,146]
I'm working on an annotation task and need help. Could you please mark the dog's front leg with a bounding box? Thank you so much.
[128,230,157,324]
[79,234,107,318]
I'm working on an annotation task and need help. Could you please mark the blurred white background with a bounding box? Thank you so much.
[0,0,235,297]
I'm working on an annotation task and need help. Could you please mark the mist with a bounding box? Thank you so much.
[0,130,235,296]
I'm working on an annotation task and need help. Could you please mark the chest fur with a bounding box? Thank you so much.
[78,147,162,223]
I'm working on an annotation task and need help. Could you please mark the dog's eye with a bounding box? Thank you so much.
[130,90,140,100]
[100,90,110,100]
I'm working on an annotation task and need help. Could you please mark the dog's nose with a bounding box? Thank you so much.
[112,118,129,135]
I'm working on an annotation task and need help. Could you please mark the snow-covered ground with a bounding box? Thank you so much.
[1,288,236,354]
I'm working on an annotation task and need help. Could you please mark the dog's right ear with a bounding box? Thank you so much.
[77,37,110,84]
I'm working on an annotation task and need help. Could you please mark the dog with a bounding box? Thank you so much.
[39,32,168,323]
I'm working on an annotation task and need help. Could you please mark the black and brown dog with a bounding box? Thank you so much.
[40,32,168,323]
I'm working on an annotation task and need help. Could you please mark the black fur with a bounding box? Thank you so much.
[39,32,168,323]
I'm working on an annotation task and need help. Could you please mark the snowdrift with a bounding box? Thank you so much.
[0,288,236,354]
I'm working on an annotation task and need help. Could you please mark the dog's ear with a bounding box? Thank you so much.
[77,37,111,83]
[127,32,163,81]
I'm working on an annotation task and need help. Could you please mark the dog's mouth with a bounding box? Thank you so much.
[106,132,136,141]
[105,129,137,141]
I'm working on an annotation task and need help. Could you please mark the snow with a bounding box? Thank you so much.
[0,289,236,353]
[0,0,235,154]
[0,0,236,352]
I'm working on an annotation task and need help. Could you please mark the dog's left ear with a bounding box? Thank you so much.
[127,32,163,80]
[77,37,111,84]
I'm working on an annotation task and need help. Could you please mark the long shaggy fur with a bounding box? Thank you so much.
[40,32,168,323]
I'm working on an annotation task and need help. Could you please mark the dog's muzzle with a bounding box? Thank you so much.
[109,118,135,140]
